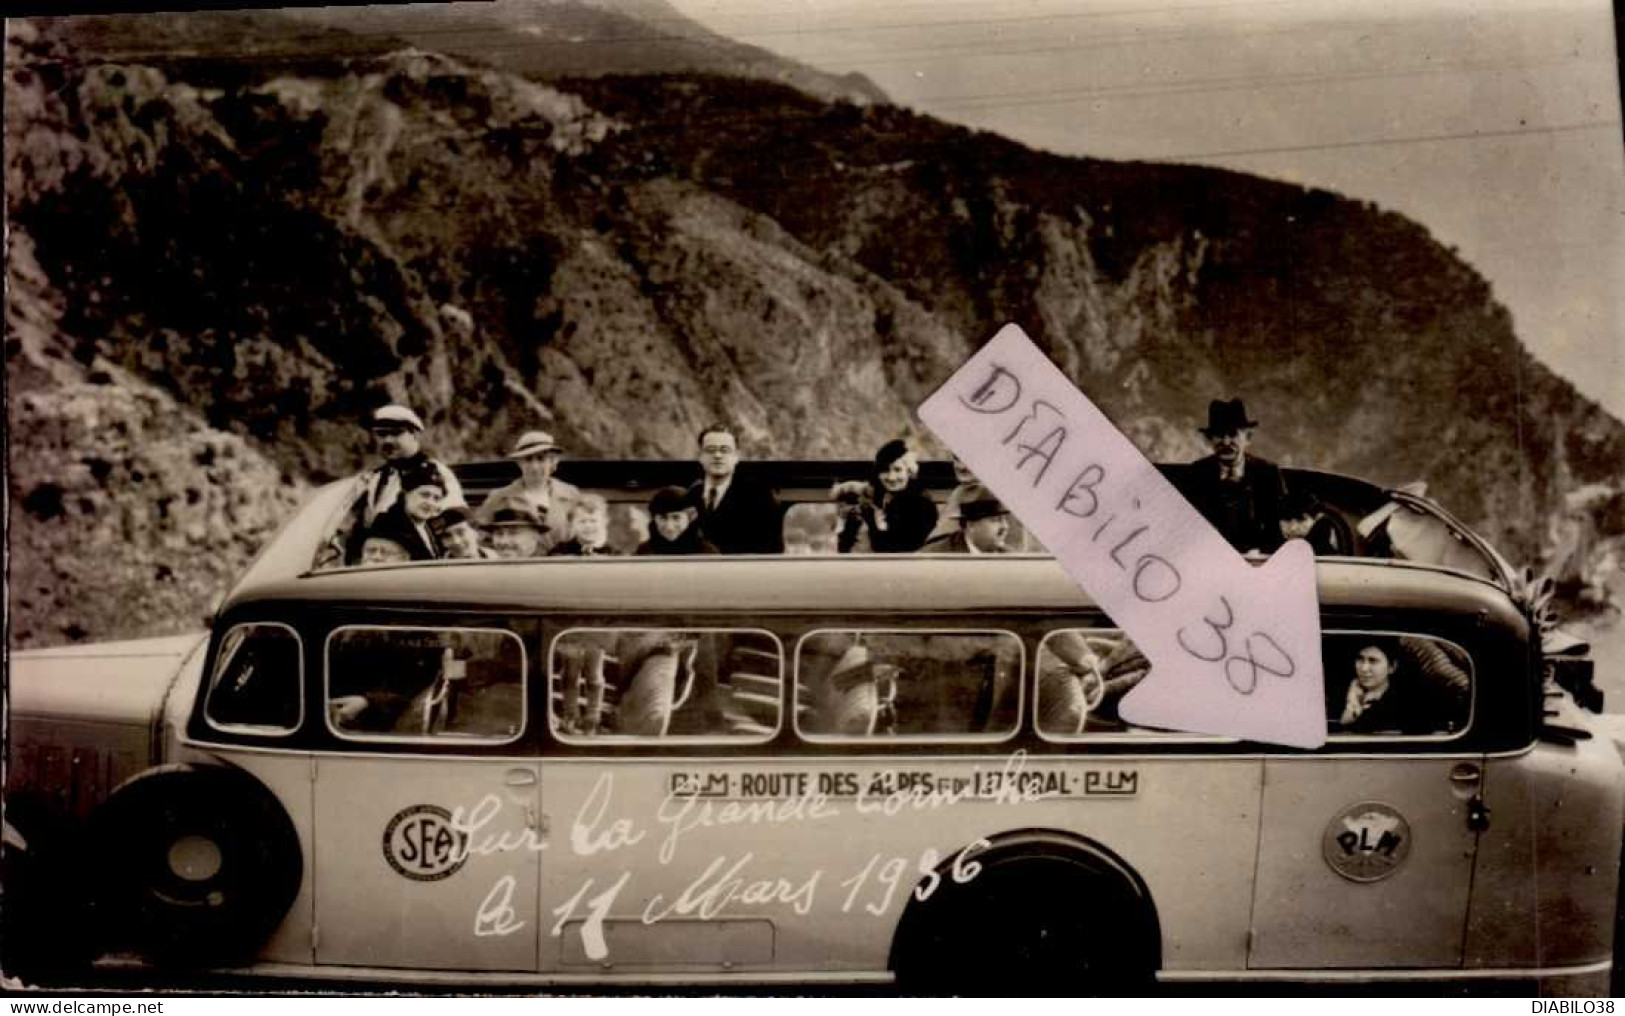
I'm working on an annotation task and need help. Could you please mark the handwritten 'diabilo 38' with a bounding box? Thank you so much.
[447,751,1093,959]
[918,324,1326,749]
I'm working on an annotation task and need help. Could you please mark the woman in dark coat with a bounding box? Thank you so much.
[837,439,939,554]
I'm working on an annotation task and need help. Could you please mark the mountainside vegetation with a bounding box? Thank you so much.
[6,12,1621,648]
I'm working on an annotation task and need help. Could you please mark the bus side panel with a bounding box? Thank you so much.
[537,757,1261,976]
[1468,738,1623,973]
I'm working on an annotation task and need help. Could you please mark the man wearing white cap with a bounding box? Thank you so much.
[473,430,580,550]
[319,404,465,568]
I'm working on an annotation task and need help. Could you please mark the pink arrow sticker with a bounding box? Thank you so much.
[919,324,1326,749]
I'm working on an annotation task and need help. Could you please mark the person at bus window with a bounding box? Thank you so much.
[923,484,1011,554]
[1340,640,1406,733]
[365,462,446,561]
[549,494,620,556]
[473,430,579,552]
[433,507,498,560]
[1278,490,1348,556]
[486,505,550,559]
[358,533,412,566]
[1179,398,1288,555]
[636,485,719,555]
[686,423,784,554]
[927,455,981,542]
[320,404,465,568]
[836,440,939,554]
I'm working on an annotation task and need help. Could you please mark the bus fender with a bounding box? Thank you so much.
[89,761,302,968]
[888,827,1162,991]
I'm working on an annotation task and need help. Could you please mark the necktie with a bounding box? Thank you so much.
[707,487,719,512]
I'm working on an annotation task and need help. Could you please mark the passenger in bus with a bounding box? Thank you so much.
[359,533,412,566]
[835,439,940,554]
[1339,640,1406,733]
[549,494,620,556]
[923,484,1011,554]
[433,507,498,560]
[606,631,699,737]
[1179,398,1288,554]
[486,505,550,559]
[1037,632,1150,735]
[363,462,447,561]
[687,423,785,554]
[1278,490,1349,556]
[474,430,579,553]
[927,456,981,542]
[809,643,893,736]
[635,486,719,555]
[319,404,465,568]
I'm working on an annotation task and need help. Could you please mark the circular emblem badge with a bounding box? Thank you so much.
[1322,801,1412,883]
[382,804,468,881]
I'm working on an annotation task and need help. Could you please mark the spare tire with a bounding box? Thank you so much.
[92,764,301,967]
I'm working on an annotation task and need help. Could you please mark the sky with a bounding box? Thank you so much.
[669,0,1625,420]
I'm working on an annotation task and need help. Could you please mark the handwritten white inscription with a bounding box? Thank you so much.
[452,752,1073,953]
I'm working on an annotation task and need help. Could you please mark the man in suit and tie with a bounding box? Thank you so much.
[1180,398,1289,555]
[687,423,784,554]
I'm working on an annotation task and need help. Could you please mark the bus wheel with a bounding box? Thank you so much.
[890,839,1158,994]
[92,764,302,967]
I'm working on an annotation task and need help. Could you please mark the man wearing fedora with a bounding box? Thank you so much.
[322,403,465,568]
[474,430,580,552]
[1181,398,1289,554]
[924,483,1013,554]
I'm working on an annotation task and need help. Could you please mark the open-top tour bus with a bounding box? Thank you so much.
[6,460,1620,993]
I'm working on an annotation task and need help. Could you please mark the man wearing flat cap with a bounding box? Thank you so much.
[322,403,465,568]
[924,483,1012,554]
[473,430,580,553]
[1179,398,1289,555]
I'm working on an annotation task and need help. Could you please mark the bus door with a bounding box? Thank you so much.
[313,625,540,971]
[1248,631,1481,968]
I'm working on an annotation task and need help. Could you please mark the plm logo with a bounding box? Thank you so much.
[383,804,469,881]
[1321,800,1411,883]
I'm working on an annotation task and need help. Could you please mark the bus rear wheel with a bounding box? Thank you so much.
[890,842,1157,995]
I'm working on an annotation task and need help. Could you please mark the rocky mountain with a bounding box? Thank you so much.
[6,13,1622,648]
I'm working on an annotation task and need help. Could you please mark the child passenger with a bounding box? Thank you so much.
[549,494,619,557]
[635,486,718,555]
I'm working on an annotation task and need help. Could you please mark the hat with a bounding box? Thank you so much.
[826,644,874,692]
[648,485,690,516]
[486,505,549,532]
[369,404,424,433]
[430,505,473,533]
[874,439,910,472]
[399,462,446,494]
[957,483,1009,522]
[1201,398,1258,436]
[1280,489,1324,519]
[509,430,563,459]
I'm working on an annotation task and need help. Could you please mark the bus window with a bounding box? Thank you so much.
[1035,629,1164,738]
[205,622,303,734]
[326,626,525,743]
[1325,632,1473,738]
[550,628,782,742]
[794,630,1021,740]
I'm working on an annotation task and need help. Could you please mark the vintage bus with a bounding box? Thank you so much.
[5,460,1621,993]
